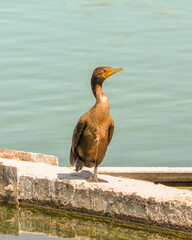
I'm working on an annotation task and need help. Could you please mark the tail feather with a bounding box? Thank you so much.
[70,148,76,166]
[76,156,84,172]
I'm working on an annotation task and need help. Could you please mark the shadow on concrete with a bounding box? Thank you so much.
[57,170,93,180]
[57,170,108,183]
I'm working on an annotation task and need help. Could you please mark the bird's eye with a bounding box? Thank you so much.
[104,69,107,73]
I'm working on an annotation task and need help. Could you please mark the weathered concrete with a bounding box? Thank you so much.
[0,149,58,166]
[0,157,192,236]
[0,164,18,203]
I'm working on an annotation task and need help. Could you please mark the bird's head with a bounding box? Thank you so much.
[92,66,125,86]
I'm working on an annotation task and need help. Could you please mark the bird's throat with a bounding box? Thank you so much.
[94,84,110,114]
[95,84,103,101]
[91,78,110,112]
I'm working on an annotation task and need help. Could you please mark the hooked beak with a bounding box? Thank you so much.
[104,67,125,79]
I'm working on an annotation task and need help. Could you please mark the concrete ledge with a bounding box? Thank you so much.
[98,167,192,185]
[0,149,58,166]
[0,157,192,236]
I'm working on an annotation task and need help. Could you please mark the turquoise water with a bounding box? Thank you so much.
[0,0,192,167]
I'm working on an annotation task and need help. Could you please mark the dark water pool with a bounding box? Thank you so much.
[0,203,188,240]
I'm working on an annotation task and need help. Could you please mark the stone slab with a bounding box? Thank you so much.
[1,158,192,234]
[0,149,58,166]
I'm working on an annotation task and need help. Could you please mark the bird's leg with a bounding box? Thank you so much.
[85,163,98,182]
[93,163,98,182]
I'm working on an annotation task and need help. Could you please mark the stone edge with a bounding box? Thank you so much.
[0,149,58,166]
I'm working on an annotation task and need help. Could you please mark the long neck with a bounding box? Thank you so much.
[91,77,110,113]
[91,76,104,101]
[95,84,103,102]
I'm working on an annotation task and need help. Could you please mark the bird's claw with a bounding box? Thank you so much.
[86,175,98,182]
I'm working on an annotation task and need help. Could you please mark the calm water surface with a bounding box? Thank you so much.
[0,0,192,167]
[0,203,186,240]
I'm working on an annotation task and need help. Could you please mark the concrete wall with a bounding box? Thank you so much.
[0,158,192,236]
[18,174,192,234]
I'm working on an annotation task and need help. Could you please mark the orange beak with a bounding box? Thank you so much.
[104,67,125,79]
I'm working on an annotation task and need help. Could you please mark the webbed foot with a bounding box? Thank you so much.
[86,175,98,182]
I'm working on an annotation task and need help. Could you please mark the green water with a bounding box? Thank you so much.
[0,203,188,240]
[0,0,192,167]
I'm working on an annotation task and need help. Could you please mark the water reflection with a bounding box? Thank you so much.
[0,203,186,240]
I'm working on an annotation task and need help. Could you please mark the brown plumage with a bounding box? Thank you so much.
[70,66,124,182]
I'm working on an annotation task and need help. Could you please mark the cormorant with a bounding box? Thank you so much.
[70,66,124,182]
